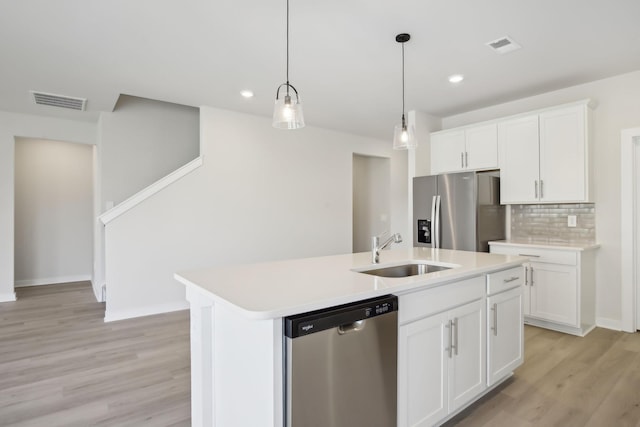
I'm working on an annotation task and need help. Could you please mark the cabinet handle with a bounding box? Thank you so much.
[446,320,453,358]
[465,151,468,168]
[503,276,519,283]
[530,266,534,286]
[540,180,544,198]
[524,266,528,286]
[518,253,540,258]
[491,303,498,336]
[461,152,464,168]
[534,180,539,198]
[453,318,459,356]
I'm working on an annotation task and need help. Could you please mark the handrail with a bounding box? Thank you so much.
[99,156,204,225]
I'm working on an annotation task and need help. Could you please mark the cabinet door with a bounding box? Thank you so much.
[487,288,524,386]
[529,262,578,326]
[465,123,498,171]
[539,105,587,202]
[498,115,540,204]
[398,313,448,427]
[431,130,466,174]
[448,300,486,413]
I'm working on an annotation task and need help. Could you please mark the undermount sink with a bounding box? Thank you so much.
[357,263,452,278]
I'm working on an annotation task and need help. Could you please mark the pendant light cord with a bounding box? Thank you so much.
[286,0,290,94]
[402,42,405,116]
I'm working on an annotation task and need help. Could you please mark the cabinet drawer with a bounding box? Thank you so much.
[490,245,576,266]
[399,276,484,325]
[487,267,524,295]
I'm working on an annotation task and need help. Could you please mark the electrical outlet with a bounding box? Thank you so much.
[567,215,577,227]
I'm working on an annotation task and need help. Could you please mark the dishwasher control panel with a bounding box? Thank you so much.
[284,295,398,338]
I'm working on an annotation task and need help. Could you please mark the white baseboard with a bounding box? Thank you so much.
[0,292,17,302]
[91,282,106,303]
[596,317,622,331]
[104,300,189,322]
[15,275,92,288]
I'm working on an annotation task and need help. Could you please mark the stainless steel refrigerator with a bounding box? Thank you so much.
[413,171,505,252]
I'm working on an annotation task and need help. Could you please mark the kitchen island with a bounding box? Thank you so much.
[175,247,526,427]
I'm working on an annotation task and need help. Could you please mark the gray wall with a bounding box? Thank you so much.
[99,95,200,209]
[14,138,93,285]
[353,154,391,253]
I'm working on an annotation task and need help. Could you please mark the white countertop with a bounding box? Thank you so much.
[175,248,526,320]
[489,239,600,251]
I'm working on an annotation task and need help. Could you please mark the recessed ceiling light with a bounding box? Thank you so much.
[240,90,254,98]
[448,74,464,84]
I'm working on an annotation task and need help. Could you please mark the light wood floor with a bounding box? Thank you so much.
[447,324,640,427]
[0,282,190,426]
[3,284,640,426]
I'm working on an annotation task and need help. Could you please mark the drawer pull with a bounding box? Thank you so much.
[503,276,520,283]
[518,253,540,258]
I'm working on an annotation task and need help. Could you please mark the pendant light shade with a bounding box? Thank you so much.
[392,33,417,150]
[393,114,416,150]
[273,83,304,129]
[273,0,305,129]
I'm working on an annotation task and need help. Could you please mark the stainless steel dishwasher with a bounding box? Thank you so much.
[284,295,398,426]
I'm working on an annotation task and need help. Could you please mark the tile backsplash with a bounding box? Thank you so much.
[510,204,595,244]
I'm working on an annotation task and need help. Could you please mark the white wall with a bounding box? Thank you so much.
[99,95,200,208]
[104,106,404,321]
[440,70,640,328]
[353,155,391,253]
[14,138,93,286]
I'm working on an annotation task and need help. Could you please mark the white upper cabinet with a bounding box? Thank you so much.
[465,123,499,170]
[498,115,540,203]
[431,130,466,174]
[499,101,592,204]
[539,106,588,202]
[430,123,498,175]
[430,100,592,204]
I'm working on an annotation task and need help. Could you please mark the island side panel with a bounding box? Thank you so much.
[186,287,284,427]
[214,302,283,426]
[186,287,215,427]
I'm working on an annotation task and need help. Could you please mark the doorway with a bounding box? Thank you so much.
[14,137,94,288]
[352,154,391,253]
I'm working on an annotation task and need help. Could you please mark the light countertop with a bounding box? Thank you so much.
[489,239,600,251]
[175,248,526,320]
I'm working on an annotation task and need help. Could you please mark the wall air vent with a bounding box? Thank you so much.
[485,36,521,54]
[31,91,87,111]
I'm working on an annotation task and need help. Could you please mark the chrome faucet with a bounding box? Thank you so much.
[371,232,402,264]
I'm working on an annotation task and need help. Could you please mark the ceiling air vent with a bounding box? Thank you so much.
[31,91,87,111]
[485,36,521,54]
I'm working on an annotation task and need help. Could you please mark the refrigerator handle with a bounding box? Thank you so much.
[430,195,437,248]
[434,195,441,248]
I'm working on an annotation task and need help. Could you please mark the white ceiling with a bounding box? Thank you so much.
[2,0,640,140]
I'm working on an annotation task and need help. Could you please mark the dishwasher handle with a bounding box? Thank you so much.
[338,320,366,335]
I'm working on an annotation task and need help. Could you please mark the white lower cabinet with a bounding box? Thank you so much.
[527,262,577,325]
[487,286,523,386]
[490,242,597,336]
[398,277,487,427]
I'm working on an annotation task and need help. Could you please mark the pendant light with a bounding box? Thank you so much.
[273,0,305,129]
[392,33,417,150]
